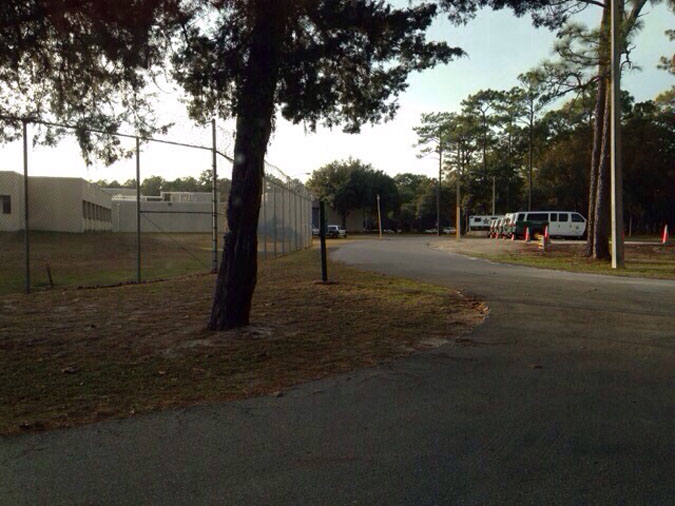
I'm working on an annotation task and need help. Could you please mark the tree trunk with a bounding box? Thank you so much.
[585,77,606,256]
[584,0,610,257]
[593,79,612,260]
[209,0,289,331]
[528,109,533,211]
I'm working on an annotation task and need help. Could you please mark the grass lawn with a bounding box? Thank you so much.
[0,246,485,436]
[436,238,675,280]
[0,231,303,295]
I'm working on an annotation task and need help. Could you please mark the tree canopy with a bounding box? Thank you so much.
[307,158,399,228]
[0,0,179,162]
[173,1,462,133]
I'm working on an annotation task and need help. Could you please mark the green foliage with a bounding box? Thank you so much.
[172,1,463,134]
[622,99,675,230]
[0,0,179,163]
[307,158,399,228]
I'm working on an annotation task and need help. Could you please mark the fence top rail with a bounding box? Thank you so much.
[0,114,312,199]
[0,114,216,153]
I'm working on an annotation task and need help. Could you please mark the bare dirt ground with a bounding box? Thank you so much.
[0,246,485,436]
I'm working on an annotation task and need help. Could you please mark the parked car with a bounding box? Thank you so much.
[443,227,457,234]
[326,224,347,238]
[311,226,320,236]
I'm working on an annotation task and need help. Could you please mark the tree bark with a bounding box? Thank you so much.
[584,77,606,256]
[593,79,612,260]
[584,0,610,257]
[209,0,289,331]
[528,108,533,211]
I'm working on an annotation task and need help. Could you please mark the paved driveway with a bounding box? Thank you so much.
[2,237,674,505]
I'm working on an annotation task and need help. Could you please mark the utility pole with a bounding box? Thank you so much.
[492,176,496,215]
[610,0,624,268]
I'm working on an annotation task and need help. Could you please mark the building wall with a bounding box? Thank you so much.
[28,177,112,233]
[28,177,85,232]
[81,180,113,231]
[0,171,26,232]
[113,198,226,233]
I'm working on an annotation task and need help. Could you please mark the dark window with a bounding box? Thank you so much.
[572,213,585,223]
[473,217,482,222]
[559,213,569,222]
[82,201,87,219]
[517,213,525,222]
[1,195,11,214]
[528,213,548,221]
[550,213,558,222]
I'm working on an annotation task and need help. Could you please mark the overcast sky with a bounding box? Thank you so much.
[1,3,672,185]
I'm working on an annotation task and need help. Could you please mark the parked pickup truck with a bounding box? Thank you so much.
[326,224,347,238]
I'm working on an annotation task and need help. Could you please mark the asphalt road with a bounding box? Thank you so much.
[2,237,674,505]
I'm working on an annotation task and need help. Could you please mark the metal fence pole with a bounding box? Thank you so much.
[263,177,267,260]
[136,136,141,283]
[211,118,218,272]
[273,182,277,258]
[320,201,328,281]
[22,120,30,294]
[295,191,299,252]
[281,186,285,255]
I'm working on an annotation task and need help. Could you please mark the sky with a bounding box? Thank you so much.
[1,2,673,185]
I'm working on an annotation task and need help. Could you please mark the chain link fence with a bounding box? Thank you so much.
[0,117,313,296]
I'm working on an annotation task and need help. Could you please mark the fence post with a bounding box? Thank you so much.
[294,190,299,252]
[136,136,141,283]
[273,182,277,258]
[22,119,30,294]
[281,186,285,255]
[262,177,267,260]
[305,196,313,248]
[320,201,327,282]
[211,118,218,272]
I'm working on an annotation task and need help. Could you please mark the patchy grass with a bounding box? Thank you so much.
[435,238,675,280]
[0,232,214,295]
[0,231,305,295]
[0,247,485,436]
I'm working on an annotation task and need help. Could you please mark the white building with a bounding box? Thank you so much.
[112,191,225,233]
[0,171,25,232]
[0,171,112,232]
[1,172,225,234]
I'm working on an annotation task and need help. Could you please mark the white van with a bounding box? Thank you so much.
[512,211,586,239]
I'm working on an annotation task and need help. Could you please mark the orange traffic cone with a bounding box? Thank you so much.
[525,227,531,243]
[544,225,551,251]
[662,224,670,244]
